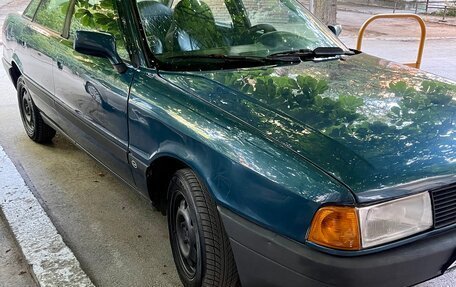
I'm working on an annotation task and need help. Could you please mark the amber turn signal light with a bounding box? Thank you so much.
[308,206,360,250]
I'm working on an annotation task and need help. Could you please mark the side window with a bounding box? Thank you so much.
[34,0,70,33]
[23,0,41,19]
[70,0,129,60]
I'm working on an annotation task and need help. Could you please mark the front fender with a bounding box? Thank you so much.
[127,69,354,242]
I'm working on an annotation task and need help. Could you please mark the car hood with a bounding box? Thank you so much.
[160,53,456,201]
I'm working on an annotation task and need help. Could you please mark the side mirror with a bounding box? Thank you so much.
[74,30,127,74]
[328,24,342,37]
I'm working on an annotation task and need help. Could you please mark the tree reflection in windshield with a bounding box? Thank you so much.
[136,0,347,70]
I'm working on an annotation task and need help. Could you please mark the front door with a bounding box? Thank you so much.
[52,0,135,186]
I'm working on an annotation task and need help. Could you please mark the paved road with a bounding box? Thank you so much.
[337,9,456,81]
[0,216,36,287]
[341,37,456,81]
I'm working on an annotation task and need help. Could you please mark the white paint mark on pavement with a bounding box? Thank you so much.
[0,145,94,287]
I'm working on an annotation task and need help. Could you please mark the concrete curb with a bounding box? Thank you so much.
[0,146,95,287]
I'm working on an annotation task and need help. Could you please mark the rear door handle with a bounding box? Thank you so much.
[17,39,26,47]
[57,61,64,70]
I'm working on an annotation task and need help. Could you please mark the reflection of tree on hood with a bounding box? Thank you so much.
[209,59,456,186]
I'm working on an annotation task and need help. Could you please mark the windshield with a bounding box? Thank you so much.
[136,0,349,70]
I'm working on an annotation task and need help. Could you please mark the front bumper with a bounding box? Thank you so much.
[219,207,456,287]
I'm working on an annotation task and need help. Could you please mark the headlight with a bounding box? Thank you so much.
[358,192,433,248]
[308,192,433,250]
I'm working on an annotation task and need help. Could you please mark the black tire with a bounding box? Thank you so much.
[17,76,56,143]
[168,168,240,287]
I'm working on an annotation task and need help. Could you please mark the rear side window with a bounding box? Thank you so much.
[34,0,70,33]
[23,0,41,19]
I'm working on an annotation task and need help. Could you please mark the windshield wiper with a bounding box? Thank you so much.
[166,54,299,64]
[268,47,354,61]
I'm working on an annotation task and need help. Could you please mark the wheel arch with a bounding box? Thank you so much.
[146,154,202,215]
[143,144,233,217]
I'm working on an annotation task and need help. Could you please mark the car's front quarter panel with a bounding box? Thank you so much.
[127,68,354,242]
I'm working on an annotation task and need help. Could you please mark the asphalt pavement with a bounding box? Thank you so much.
[0,216,36,287]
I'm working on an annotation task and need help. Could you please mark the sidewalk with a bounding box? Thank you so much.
[335,2,456,80]
[0,143,95,287]
[338,2,456,26]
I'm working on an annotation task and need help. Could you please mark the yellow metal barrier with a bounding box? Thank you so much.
[356,14,427,69]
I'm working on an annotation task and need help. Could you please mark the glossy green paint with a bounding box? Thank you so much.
[2,0,455,249]
[127,69,354,241]
[162,54,456,201]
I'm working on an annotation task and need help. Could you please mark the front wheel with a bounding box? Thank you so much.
[168,169,240,287]
[17,76,56,143]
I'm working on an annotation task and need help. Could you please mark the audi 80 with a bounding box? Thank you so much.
[3,0,456,286]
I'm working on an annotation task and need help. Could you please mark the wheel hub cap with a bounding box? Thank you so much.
[21,89,34,132]
[175,198,197,277]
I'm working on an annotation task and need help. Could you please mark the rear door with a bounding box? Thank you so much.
[20,0,71,117]
[52,0,136,185]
